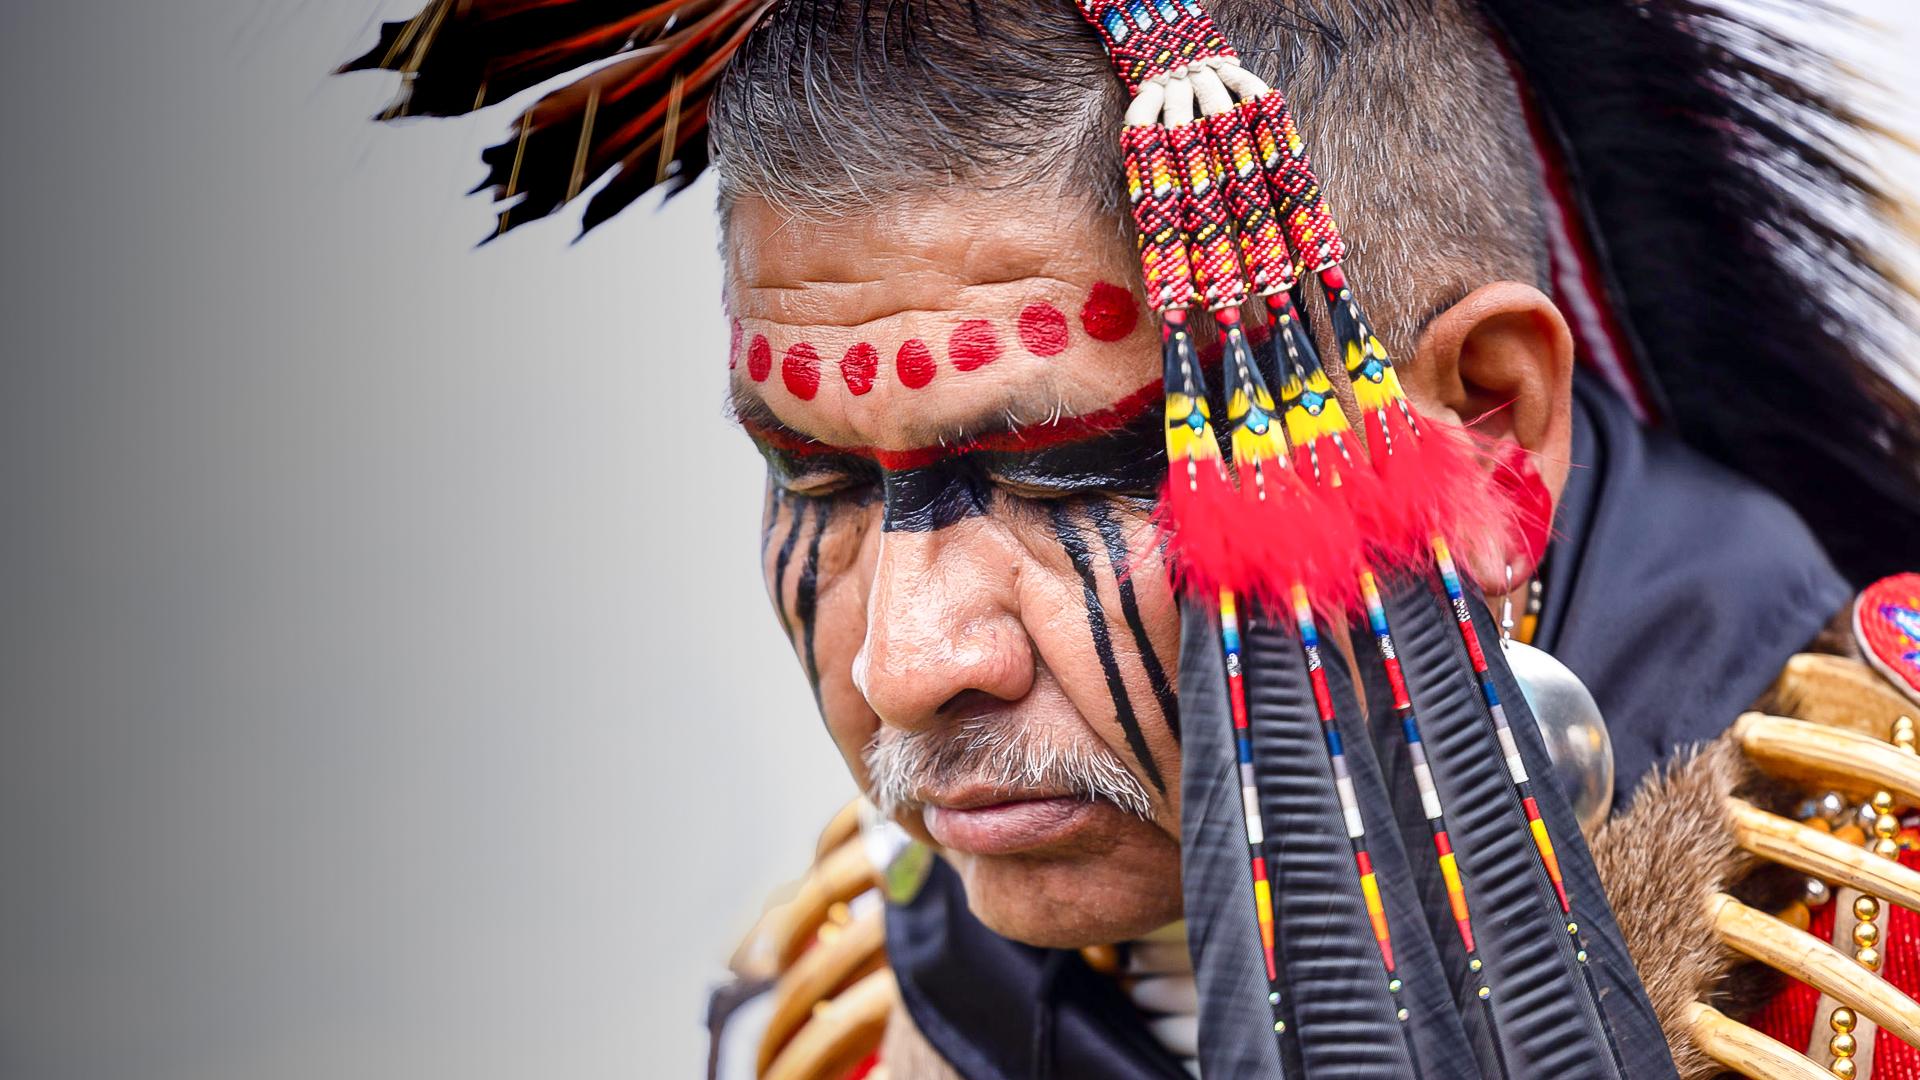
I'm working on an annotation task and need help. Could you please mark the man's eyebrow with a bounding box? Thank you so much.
[726,380,1165,471]
[726,382,801,440]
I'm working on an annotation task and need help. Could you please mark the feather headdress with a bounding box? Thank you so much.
[341,0,774,236]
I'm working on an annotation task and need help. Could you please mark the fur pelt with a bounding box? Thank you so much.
[1588,735,1766,1080]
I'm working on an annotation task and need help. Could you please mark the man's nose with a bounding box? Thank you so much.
[854,527,1032,732]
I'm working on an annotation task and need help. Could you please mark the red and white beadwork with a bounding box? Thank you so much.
[1857,573,1920,705]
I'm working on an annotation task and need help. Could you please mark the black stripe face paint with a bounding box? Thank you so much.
[769,489,805,637]
[764,488,834,706]
[792,498,830,704]
[1084,499,1179,739]
[753,408,1164,535]
[1050,502,1166,793]
[880,458,992,533]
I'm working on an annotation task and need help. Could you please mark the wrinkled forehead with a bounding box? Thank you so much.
[723,192,1164,452]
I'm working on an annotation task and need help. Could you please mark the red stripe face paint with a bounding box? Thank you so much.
[949,320,1001,372]
[782,343,821,400]
[728,318,743,369]
[840,342,878,396]
[747,334,773,382]
[1017,303,1070,357]
[1081,281,1140,342]
[896,339,936,389]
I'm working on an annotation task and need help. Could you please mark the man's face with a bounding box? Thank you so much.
[726,191,1186,947]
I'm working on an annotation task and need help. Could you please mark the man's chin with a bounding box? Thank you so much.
[940,806,1182,949]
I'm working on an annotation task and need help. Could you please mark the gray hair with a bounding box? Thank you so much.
[864,715,1156,821]
[706,0,1547,351]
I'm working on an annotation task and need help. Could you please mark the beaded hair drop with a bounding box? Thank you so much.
[1074,2,1674,1077]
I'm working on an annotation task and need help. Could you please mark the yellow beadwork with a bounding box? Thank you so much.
[1278,366,1352,448]
[1227,383,1287,476]
[1165,392,1223,467]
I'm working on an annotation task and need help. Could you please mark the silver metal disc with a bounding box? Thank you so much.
[1504,640,1614,835]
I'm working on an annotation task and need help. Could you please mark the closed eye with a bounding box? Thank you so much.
[760,445,879,498]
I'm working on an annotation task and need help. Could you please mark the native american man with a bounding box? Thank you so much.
[346,1,1920,1076]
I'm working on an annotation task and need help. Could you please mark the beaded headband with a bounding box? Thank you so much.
[1074,0,1517,610]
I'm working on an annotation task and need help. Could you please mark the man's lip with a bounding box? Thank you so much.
[921,786,1071,811]
[921,796,1097,856]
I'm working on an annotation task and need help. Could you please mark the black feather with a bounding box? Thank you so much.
[1235,602,1468,1077]
[1480,0,1920,584]
[1176,599,1296,1077]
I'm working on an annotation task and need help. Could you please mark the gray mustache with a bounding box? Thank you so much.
[863,716,1155,821]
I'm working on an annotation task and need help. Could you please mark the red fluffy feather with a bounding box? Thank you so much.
[1359,407,1520,581]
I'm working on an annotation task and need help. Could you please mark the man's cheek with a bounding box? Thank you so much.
[806,584,879,776]
[1028,501,1183,800]
[760,494,880,781]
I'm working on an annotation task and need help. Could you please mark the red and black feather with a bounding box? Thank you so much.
[341,0,771,237]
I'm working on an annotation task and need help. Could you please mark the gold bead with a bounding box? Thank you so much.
[1854,896,1882,922]
[1831,1007,1857,1033]
[1894,715,1914,735]
[1874,791,1896,813]
[827,901,852,926]
[1080,944,1122,974]
[1830,1032,1857,1058]
[1877,813,1901,837]
[1832,1057,1858,1079]
[1854,920,1881,947]
[1856,945,1882,970]
[1874,837,1900,859]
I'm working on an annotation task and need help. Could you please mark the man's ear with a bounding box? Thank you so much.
[1397,281,1575,507]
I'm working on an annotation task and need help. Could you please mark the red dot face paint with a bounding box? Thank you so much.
[782,343,821,400]
[896,339,935,389]
[1017,303,1070,357]
[949,320,1001,372]
[747,334,772,382]
[1081,282,1140,342]
[840,342,878,396]
[728,318,743,369]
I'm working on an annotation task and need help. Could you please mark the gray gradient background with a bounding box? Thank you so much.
[0,3,1913,1078]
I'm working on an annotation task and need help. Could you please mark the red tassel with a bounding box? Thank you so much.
[1272,441,1364,613]
[1361,406,1518,580]
[1493,442,1555,573]
[1245,456,1364,613]
[1157,460,1263,598]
